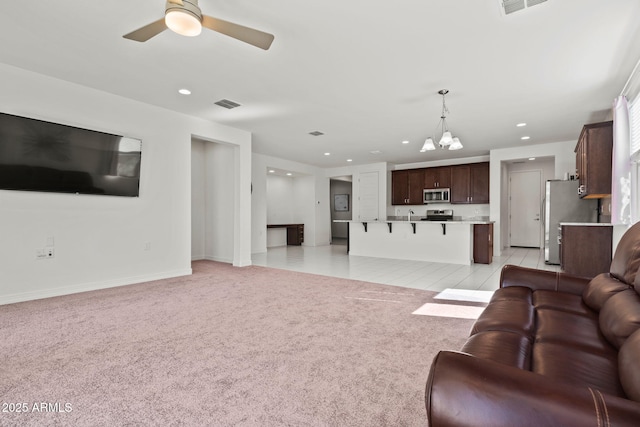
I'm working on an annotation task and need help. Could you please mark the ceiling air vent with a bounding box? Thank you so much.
[214,99,242,109]
[309,131,324,136]
[498,0,547,16]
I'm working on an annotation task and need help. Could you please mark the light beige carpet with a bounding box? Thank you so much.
[0,261,476,426]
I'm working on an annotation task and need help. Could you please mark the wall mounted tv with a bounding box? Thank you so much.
[0,112,141,197]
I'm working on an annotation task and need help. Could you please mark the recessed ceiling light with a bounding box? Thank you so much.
[516,123,527,127]
[521,136,530,140]
[286,172,292,176]
[324,152,331,156]
[402,140,410,144]
[529,157,536,161]
[346,159,353,162]
[178,89,191,95]
[268,170,275,173]
[309,131,324,136]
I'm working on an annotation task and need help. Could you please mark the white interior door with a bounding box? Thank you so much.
[358,172,379,221]
[509,170,542,247]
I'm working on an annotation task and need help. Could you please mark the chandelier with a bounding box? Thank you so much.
[420,89,463,152]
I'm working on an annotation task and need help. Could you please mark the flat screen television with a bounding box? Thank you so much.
[0,112,141,197]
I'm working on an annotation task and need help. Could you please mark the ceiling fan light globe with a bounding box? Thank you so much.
[165,10,202,36]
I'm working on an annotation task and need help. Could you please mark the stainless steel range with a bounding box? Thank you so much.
[424,209,454,221]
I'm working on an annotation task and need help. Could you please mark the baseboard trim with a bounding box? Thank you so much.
[204,255,233,264]
[197,256,251,267]
[0,268,193,306]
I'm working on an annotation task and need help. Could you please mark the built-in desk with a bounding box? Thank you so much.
[267,224,304,246]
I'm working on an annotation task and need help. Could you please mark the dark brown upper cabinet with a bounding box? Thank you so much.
[575,121,613,199]
[424,166,451,189]
[392,169,424,205]
[450,162,489,204]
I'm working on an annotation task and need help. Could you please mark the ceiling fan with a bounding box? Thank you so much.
[123,0,274,50]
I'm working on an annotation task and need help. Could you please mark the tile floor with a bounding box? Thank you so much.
[252,240,560,292]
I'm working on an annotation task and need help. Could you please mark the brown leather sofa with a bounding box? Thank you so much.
[425,222,640,426]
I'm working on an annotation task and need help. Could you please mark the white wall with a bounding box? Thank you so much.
[191,141,206,259]
[266,174,296,224]
[265,174,295,248]
[253,153,331,253]
[324,162,388,221]
[0,63,252,304]
[252,155,384,254]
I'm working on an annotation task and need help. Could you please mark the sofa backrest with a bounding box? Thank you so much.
[609,221,640,284]
[599,288,640,349]
[583,222,640,312]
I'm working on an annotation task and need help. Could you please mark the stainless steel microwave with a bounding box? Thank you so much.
[423,188,450,203]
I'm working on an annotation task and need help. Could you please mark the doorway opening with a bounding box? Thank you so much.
[507,157,554,249]
[191,138,236,263]
[330,176,352,245]
[509,169,542,248]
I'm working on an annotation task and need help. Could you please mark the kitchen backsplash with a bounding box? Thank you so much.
[388,203,490,220]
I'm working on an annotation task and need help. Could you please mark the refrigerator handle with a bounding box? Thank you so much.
[541,197,546,227]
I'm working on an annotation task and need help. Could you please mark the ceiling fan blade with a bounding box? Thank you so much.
[201,15,274,50]
[123,18,167,42]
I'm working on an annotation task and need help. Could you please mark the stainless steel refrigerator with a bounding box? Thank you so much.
[544,180,598,264]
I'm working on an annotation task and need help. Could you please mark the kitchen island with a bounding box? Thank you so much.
[334,219,494,265]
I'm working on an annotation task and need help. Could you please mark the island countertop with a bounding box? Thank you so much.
[559,222,613,227]
[333,219,494,224]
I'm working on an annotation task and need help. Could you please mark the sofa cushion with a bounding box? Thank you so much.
[619,329,640,402]
[470,300,534,336]
[461,330,531,369]
[599,289,640,349]
[583,273,631,312]
[532,342,625,397]
[535,309,615,356]
[533,290,594,317]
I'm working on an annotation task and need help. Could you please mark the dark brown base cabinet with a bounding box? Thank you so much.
[560,225,612,278]
[473,223,493,264]
[287,225,304,246]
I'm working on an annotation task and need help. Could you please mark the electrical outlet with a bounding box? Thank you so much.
[36,248,54,259]
[144,242,151,251]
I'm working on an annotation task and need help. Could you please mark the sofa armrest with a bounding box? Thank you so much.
[500,264,590,295]
[426,351,640,427]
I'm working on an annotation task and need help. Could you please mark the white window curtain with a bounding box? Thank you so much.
[612,96,632,225]
[631,98,640,155]
[630,97,640,224]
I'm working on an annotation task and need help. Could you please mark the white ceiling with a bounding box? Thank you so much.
[1,0,640,168]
